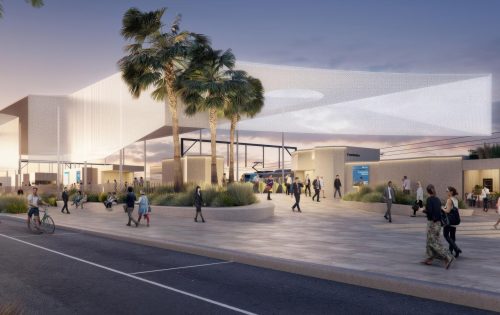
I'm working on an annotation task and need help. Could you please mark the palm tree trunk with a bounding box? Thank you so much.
[165,63,183,192]
[209,107,218,184]
[228,114,238,183]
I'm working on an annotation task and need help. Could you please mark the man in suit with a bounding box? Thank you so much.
[383,181,395,223]
[312,176,321,202]
[61,187,70,214]
[334,175,342,199]
[291,177,303,212]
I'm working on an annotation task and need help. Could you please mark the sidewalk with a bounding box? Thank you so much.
[4,194,500,311]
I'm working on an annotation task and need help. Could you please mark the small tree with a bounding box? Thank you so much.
[0,0,43,18]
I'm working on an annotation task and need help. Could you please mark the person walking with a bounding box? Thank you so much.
[383,181,395,223]
[312,176,321,202]
[334,175,342,199]
[194,186,205,223]
[137,190,150,227]
[320,176,325,198]
[412,181,424,217]
[442,186,462,258]
[493,197,500,229]
[421,184,455,269]
[402,176,411,195]
[61,187,70,214]
[285,175,292,196]
[304,175,311,197]
[265,175,274,201]
[481,186,490,212]
[291,177,303,212]
[125,186,138,227]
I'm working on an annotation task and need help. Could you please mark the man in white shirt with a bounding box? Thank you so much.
[27,187,47,228]
[481,186,490,212]
[383,181,396,223]
[402,176,411,195]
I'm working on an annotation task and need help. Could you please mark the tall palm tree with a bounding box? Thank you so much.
[224,73,264,183]
[177,45,236,184]
[0,0,43,18]
[118,7,208,192]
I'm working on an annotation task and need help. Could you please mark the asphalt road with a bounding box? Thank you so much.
[0,217,495,315]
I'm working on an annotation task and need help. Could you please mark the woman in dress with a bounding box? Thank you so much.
[421,184,455,269]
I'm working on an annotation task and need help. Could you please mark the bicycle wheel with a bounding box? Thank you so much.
[40,216,55,234]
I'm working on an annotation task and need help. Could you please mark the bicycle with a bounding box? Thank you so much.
[27,207,55,234]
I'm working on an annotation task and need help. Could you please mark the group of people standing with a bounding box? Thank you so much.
[124,187,151,227]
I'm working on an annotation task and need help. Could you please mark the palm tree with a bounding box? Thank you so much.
[0,0,43,18]
[224,73,264,183]
[177,45,236,184]
[118,7,208,192]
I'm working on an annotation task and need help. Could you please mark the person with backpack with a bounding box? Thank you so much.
[137,190,151,227]
[442,186,462,258]
[194,186,205,223]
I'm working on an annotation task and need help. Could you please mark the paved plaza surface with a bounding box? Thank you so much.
[2,193,500,312]
[0,218,494,314]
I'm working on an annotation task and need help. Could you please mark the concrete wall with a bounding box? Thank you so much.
[345,157,464,197]
[162,156,224,186]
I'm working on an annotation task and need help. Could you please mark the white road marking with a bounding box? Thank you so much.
[0,233,256,315]
[130,261,233,275]
[8,232,80,238]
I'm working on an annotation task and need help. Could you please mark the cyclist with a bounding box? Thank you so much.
[27,186,47,229]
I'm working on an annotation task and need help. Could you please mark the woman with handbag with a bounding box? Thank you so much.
[442,187,462,258]
[137,190,150,227]
[421,184,455,269]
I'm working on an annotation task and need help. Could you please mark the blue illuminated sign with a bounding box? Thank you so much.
[352,165,369,185]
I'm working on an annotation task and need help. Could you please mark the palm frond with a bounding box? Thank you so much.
[121,7,164,42]
[26,0,44,8]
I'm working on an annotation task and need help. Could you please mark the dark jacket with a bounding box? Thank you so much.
[292,182,303,195]
[126,192,136,208]
[62,191,69,202]
[425,195,442,222]
[194,191,203,208]
[334,178,342,189]
[313,179,321,190]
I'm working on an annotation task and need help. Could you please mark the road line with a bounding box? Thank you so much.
[0,233,256,315]
[8,232,80,238]
[130,261,233,275]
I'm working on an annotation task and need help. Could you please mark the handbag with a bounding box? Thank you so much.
[447,206,461,226]
[440,210,450,227]
[411,201,419,212]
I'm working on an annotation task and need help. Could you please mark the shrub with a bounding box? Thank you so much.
[86,193,100,202]
[361,192,383,203]
[343,192,357,201]
[374,185,386,194]
[358,186,373,197]
[394,190,415,205]
[226,183,257,206]
[457,199,467,209]
[98,192,108,202]
[170,192,194,207]
[41,193,57,206]
[151,193,175,206]
[211,192,237,207]
[0,195,28,214]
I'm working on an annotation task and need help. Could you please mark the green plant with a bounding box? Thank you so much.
[343,192,357,201]
[226,183,257,206]
[211,192,237,207]
[98,192,108,203]
[358,186,373,196]
[0,195,28,214]
[41,193,57,207]
[361,192,384,203]
[457,199,468,209]
[86,193,100,202]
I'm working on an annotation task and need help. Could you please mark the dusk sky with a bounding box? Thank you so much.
[1,0,499,169]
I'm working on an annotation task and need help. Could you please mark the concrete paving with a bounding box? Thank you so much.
[3,194,500,311]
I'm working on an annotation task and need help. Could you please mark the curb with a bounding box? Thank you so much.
[2,214,499,312]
